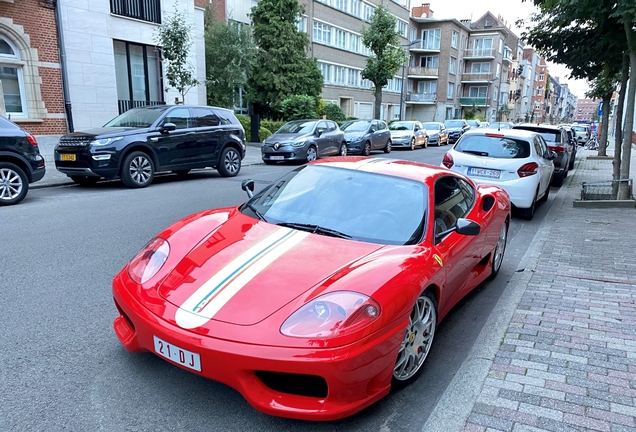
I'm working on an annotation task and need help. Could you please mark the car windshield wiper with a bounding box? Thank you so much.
[277,222,352,239]
[244,203,267,222]
[462,150,489,156]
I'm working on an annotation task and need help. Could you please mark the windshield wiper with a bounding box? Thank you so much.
[462,150,489,156]
[277,222,352,239]
[244,203,267,222]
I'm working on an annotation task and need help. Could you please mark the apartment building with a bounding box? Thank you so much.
[576,98,599,123]
[508,44,531,122]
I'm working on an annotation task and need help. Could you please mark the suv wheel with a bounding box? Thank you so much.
[217,147,241,177]
[121,151,154,188]
[0,162,28,206]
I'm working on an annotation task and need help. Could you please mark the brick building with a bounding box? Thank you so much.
[0,0,67,134]
[576,98,599,123]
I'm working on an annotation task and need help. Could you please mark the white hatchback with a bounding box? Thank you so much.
[442,129,555,220]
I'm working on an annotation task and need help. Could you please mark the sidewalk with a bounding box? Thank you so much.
[32,137,265,189]
[424,145,636,432]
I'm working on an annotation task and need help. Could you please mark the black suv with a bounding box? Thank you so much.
[55,105,246,188]
[513,124,572,186]
[443,119,470,144]
[0,115,46,206]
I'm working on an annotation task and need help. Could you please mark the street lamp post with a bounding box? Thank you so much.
[399,39,421,121]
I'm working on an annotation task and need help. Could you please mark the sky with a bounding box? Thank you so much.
[426,0,591,99]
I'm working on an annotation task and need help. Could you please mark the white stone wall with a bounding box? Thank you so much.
[59,0,206,130]
[226,0,255,24]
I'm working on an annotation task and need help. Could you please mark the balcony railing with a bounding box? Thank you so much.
[407,67,439,77]
[410,43,440,52]
[502,52,513,63]
[463,48,496,58]
[460,97,489,106]
[110,0,161,24]
[406,93,436,103]
[118,99,166,114]
[461,73,495,82]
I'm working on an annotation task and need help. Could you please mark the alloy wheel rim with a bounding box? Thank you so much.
[0,168,23,200]
[224,150,240,173]
[129,156,151,184]
[340,144,347,156]
[493,223,507,272]
[393,295,436,381]
[411,139,415,150]
[307,148,317,161]
[387,142,391,152]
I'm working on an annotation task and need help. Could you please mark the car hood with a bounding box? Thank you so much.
[264,133,309,144]
[158,213,383,328]
[445,127,464,132]
[64,127,148,138]
[426,131,440,136]
[390,130,413,136]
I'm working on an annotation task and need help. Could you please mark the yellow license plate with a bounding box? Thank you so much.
[60,154,76,161]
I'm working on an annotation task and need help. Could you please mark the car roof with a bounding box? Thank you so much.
[461,128,539,139]
[514,123,562,132]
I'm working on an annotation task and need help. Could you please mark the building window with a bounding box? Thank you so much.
[313,22,333,45]
[0,37,26,116]
[500,92,507,105]
[421,29,441,50]
[396,20,408,38]
[410,27,417,42]
[470,62,491,74]
[539,72,545,81]
[335,29,347,49]
[447,82,454,99]
[364,4,375,22]
[496,63,501,79]
[468,86,488,98]
[451,30,459,49]
[493,87,498,103]
[351,0,361,17]
[296,16,308,33]
[446,107,453,119]
[113,40,163,114]
[472,38,493,56]
[420,55,439,68]
[537,87,543,96]
[319,63,332,82]
[499,39,503,54]
[110,0,161,24]
[449,56,457,74]
[417,81,436,94]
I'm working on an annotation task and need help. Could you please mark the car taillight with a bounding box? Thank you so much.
[26,134,38,146]
[548,145,565,153]
[442,153,454,168]
[128,237,170,284]
[517,162,539,177]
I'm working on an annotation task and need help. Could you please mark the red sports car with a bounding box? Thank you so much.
[112,157,511,421]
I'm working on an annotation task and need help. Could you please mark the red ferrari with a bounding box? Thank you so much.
[112,157,511,421]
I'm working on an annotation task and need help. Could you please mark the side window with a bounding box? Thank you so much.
[163,108,192,130]
[458,179,475,208]
[192,108,220,127]
[328,121,337,132]
[379,121,387,130]
[317,121,328,133]
[537,136,549,156]
[371,121,379,132]
[434,176,470,240]
[533,137,543,156]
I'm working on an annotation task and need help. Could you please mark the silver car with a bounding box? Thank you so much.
[388,121,428,150]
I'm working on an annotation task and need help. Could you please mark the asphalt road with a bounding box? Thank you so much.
[0,145,557,431]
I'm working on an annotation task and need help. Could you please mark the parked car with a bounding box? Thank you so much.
[571,124,591,145]
[388,121,428,149]
[442,129,555,220]
[512,124,571,186]
[422,122,449,146]
[489,122,514,130]
[444,119,470,144]
[55,106,246,188]
[466,119,481,129]
[341,119,392,155]
[559,125,578,170]
[261,119,346,164]
[112,157,510,420]
[478,121,490,128]
[0,115,46,206]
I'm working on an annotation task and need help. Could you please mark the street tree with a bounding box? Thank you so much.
[204,8,256,108]
[155,6,199,104]
[248,0,323,119]
[361,5,408,120]
[586,71,619,159]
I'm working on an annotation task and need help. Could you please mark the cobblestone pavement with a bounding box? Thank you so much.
[462,147,636,432]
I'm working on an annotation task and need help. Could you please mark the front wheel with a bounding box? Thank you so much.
[410,137,416,151]
[121,151,154,188]
[217,147,241,177]
[0,162,29,206]
[339,142,347,156]
[384,140,392,154]
[423,137,429,149]
[392,290,437,387]
[362,142,371,156]
[306,146,318,162]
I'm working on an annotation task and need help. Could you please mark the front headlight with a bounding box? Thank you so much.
[291,139,306,147]
[127,237,170,284]
[280,291,381,338]
[90,137,123,146]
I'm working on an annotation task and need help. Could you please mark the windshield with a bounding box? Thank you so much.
[491,122,512,129]
[389,122,414,131]
[422,123,440,131]
[241,165,427,245]
[104,107,166,128]
[572,126,587,132]
[515,127,561,143]
[456,135,531,159]
[341,121,370,132]
[276,121,318,134]
[444,121,464,128]
[467,120,480,127]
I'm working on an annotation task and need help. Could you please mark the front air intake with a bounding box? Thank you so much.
[255,371,328,398]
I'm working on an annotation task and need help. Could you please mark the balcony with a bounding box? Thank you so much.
[110,0,161,24]
[406,93,436,104]
[502,50,513,64]
[410,43,441,53]
[460,73,495,83]
[462,48,496,59]
[407,67,439,78]
[118,99,166,114]
[460,97,489,107]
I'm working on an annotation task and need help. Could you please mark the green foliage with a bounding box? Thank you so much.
[318,103,347,122]
[204,8,256,108]
[259,127,273,141]
[464,104,477,120]
[248,0,323,118]
[361,5,408,119]
[261,120,286,133]
[155,5,199,102]
[235,114,274,141]
[280,95,319,120]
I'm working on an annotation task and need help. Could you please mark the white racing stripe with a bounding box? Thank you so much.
[175,227,309,329]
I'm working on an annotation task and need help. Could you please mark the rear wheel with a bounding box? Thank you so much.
[339,142,347,156]
[121,151,154,188]
[384,140,392,153]
[217,147,241,177]
[423,136,428,149]
[551,171,565,187]
[489,220,508,279]
[70,176,99,186]
[538,183,550,203]
[0,162,28,206]
[518,191,537,220]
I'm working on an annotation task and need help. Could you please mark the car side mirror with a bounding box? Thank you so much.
[414,127,420,131]
[315,129,324,137]
[241,179,255,198]
[436,218,481,240]
[547,151,557,160]
[160,122,176,133]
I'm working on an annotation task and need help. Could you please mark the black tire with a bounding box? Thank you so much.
[410,137,416,151]
[362,141,371,156]
[172,169,191,177]
[339,142,347,156]
[70,176,100,186]
[0,162,29,206]
[423,137,428,149]
[120,151,155,188]
[384,140,392,154]
[489,219,508,280]
[538,184,550,203]
[392,290,437,387]
[568,157,575,170]
[217,147,241,177]
[517,191,537,220]
[551,171,564,187]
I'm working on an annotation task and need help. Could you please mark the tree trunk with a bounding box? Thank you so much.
[598,91,612,156]
[617,48,636,200]
[374,86,383,120]
[611,54,629,199]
